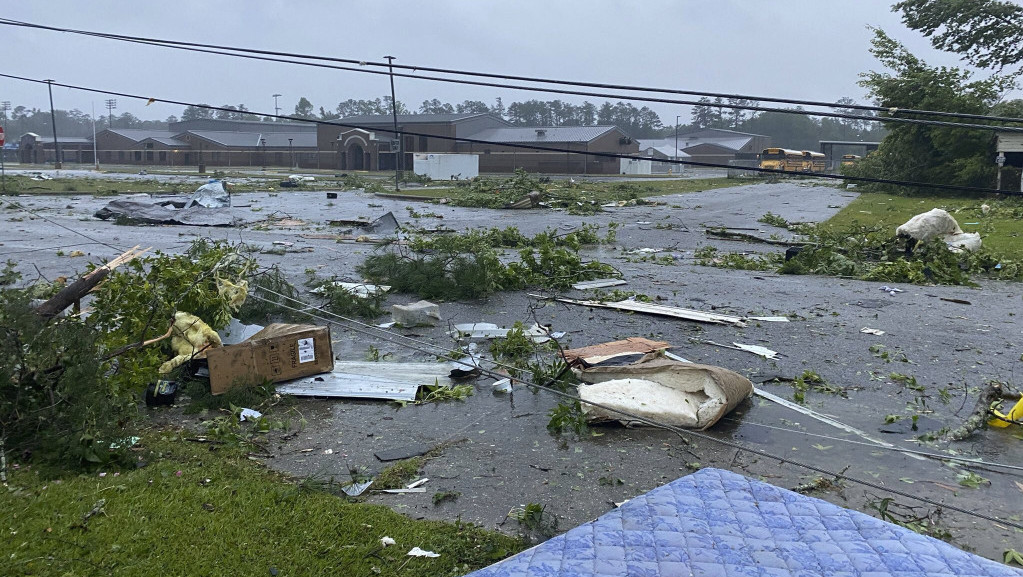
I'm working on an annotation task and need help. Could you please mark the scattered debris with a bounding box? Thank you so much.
[939,297,972,305]
[219,318,265,345]
[879,285,903,295]
[947,381,1012,441]
[34,245,149,319]
[309,282,390,299]
[380,536,396,547]
[379,488,428,494]
[375,444,432,462]
[562,337,670,368]
[406,478,429,489]
[697,340,780,359]
[94,200,241,226]
[341,480,373,497]
[705,228,808,246]
[575,357,753,430]
[144,379,178,407]
[391,300,441,327]
[449,356,481,379]
[571,278,627,290]
[238,408,262,422]
[185,180,231,209]
[449,322,558,343]
[860,327,886,336]
[407,547,440,558]
[159,312,222,374]
[275,361,453,401]
[206,323,333,394]
[896,208,981,253]
[492,378,512,393]
[989,396,1023,429]
[543,295,746,327]
[747,316,790,322]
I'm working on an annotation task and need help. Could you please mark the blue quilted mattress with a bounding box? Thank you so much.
[464,467,1021,577]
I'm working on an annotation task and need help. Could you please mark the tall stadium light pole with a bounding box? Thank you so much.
[384,55,400,191]
[91,102,99,170]
[45,80,61,169]
[105,98,117,128]
[272,94,282,118]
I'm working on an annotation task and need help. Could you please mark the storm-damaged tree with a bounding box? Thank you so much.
[847,28,1014,192]
[896,0,1023,75]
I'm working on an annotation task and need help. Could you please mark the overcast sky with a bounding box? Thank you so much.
[1,1,986,128]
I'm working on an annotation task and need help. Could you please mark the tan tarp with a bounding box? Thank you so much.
[576,356,752,430]
[562,337,669,367]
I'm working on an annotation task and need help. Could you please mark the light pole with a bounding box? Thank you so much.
[674,115,680,176]
[105,99,117,128]
[1,101,9,193]
[272,94,282,119]
[260,137,267,169]
[384,55,400,191]
[45,80,61,169]
[288,138,294,169]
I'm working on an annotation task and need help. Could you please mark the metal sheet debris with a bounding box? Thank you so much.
[699,340,780,359]
[275,361,453,401]
[544,296,746,327]
[747,316,790,323]
[379,488,428,494]
[392,300,441,327]
[860,327,885,335]
[449,322,558,343]
[94,200,242,226]
[571,278,627,290]
[184,180,231,208]
[310,282,390,298]
[375,444,431,462]
[341,480,373,496]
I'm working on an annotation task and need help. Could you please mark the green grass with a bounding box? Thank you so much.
[824,192,1023,258]
[0,430,524,576]
[2,175,255,196]
[379,177,740,204]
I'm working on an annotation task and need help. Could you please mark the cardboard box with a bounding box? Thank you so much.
[207,323,334,395]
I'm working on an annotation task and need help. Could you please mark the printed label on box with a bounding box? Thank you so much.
[297,338,315,363]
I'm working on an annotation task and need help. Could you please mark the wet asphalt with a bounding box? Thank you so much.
[3,174,1021,561]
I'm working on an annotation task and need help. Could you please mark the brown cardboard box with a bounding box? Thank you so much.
[207,323,334,395]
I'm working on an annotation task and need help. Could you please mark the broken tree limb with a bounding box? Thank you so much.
[705,228,809,247]
[34,246,150,319]
[944,380,1007,441]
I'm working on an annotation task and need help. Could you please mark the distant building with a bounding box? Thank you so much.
[18,133,93,164]
[640,129,770,168]
[318,113,638,174]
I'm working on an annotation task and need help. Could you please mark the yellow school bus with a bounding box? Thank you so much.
[840,154,861,167]
[760,148,826,173]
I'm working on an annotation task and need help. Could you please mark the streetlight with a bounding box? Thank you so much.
[288,138,294,169]
[272,94,282,119]
[45,80,61,169]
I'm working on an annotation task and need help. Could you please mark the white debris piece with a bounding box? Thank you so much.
[238,408,262,422]
[407,547,441,558]
[896,208,981,252]
[860,327,885,335]
[380,536,396,547]
[391,300,441,327]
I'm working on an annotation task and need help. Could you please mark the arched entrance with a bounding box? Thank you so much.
[348,144,365,170]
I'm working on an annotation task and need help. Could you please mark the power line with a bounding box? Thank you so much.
[3,16,1023,127]
[1,71,1019,197]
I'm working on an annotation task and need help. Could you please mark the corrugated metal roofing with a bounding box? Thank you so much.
[471,125,618,144]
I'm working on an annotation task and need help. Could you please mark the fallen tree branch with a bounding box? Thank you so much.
[34,246,150,319]
[705,228,808,247]
[944,380,1008,441]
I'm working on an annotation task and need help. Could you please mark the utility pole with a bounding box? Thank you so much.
[91,102,99,170]
[288,138,294,169]
[105,99,117,128]
[384,55,400,191]
[45,80,61,169]
[675,115,681,176]
[272,94,282,119]
[1,101,9,194]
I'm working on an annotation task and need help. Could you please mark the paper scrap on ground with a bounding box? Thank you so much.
[860,327,885,335]
[238,408,262,422]
[407,547,440,558]
[380,537,396,547]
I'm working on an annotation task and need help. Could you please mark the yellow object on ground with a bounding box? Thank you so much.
[158,311,223,374]
[988,396,1023,428]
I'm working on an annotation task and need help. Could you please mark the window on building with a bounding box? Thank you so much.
[118,151,125,161]
[159,151,167,161]
[405,135,414,151]
[134,151,141,161]
[146,151,154,161]
[419,135,428,150]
